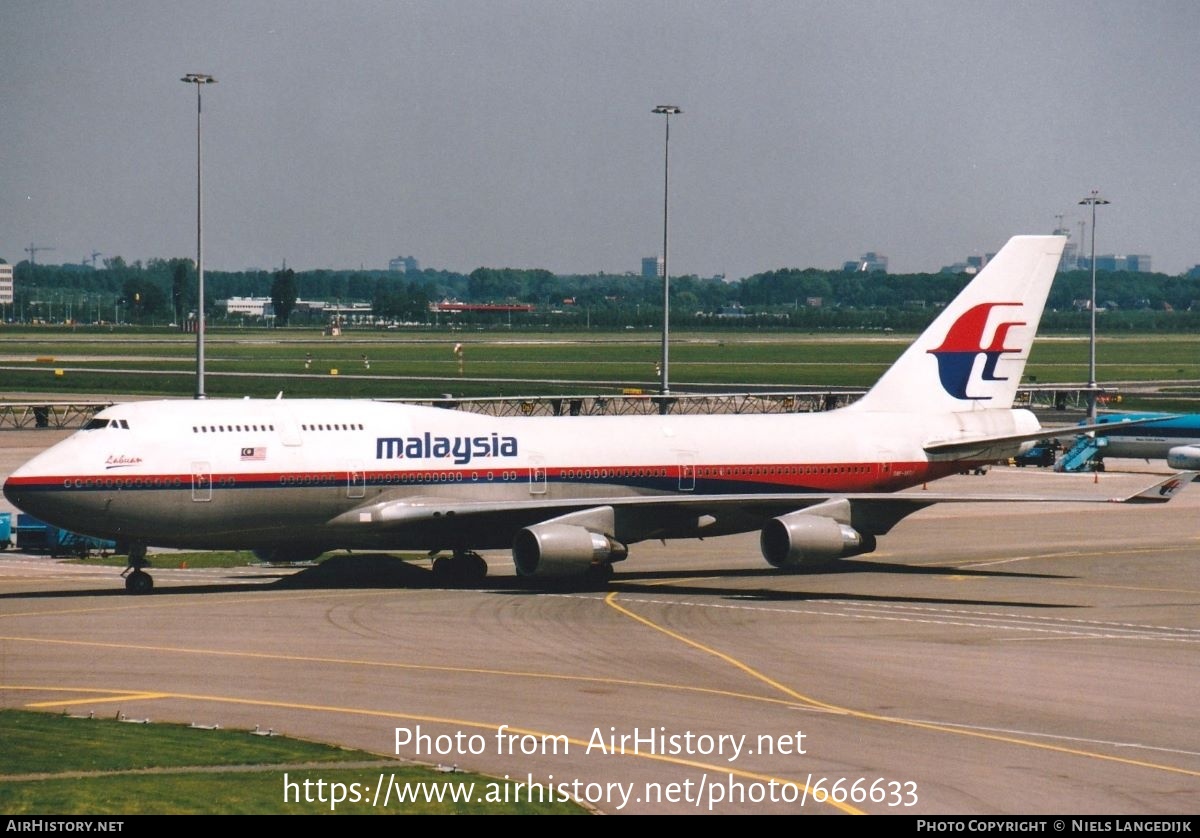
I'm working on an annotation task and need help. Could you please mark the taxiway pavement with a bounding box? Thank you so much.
[1,431,1197,814]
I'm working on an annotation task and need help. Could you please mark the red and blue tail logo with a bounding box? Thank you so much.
[927,302,1026,400]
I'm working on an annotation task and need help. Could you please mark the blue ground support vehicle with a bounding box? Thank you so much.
[0,512,11,550]
[1013,443,1057,467]
[14,514,117,558]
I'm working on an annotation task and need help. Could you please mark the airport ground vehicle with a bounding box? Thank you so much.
[13,513,117,558]
[1013,443,1057,467]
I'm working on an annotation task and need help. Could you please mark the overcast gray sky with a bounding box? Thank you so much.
[3,1,1197,278]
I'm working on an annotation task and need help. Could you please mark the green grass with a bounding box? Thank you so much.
[69,551,287,569]
[69,551,426,569]
[0,709,586,814]
[0,326,1197,403]
[0,709,361,775]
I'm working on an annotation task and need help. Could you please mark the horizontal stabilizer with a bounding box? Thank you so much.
[923,415,1175,458]
[1120,472,1196,504]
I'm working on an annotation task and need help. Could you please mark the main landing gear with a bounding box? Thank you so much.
[120,543,154,594]
[430,549,489,587]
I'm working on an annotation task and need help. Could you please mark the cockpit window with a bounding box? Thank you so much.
[82,418,129,430]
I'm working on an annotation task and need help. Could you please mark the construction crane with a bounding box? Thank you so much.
[85,251,102,267]
[24,243,55,265]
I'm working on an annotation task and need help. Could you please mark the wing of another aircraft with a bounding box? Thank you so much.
[922,415,1173,458]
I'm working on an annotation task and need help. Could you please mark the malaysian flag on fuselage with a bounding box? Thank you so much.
[240,447,266,460]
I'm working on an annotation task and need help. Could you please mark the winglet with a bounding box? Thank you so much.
[1114,472,1197,504]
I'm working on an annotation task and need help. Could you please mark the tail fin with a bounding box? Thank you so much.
[850,235,1066,414]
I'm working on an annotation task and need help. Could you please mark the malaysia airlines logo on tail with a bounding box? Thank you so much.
[927,302,1026,400]
[1158,478,1185,497]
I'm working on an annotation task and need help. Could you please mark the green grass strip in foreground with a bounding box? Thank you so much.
[70,551,281,569]
[0,710,586,814]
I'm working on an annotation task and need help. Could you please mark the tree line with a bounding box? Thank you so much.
[4,257,1199,332]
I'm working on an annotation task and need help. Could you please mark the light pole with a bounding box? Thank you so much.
[652,105,681,396]
[182,72,216,399]
[1078,189,1109,422]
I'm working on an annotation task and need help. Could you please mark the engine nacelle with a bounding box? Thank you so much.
[513,523,627,578]
[760,512,874,569]
[1167,445,1200,471]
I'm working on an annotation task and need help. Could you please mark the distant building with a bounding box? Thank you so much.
[1094,254,1124,272]
[941,252,998,275]
[431,301,534,314]
[1057,241,1080,272]
[222,296,275,318]
[641,256,662,278]
[322,301,374,323]
[1079,254,1152,273]
[389,255,420,273]
[1052,221,1079,271]
[1125,254,1152,273]
[0,263,11,306]
[843,252,888,273]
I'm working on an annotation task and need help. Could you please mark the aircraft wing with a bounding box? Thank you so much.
[328,472,1195,536]
[878,471,1194,505]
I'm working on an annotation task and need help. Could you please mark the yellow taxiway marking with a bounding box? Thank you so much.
[0,633,821,714]
[0,589,392,621]
[0,683,857,814]
[602,591,1200,782]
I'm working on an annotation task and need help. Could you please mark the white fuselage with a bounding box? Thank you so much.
[2,398,1034,552]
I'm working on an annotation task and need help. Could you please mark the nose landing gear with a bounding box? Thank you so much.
[120,543,154,594]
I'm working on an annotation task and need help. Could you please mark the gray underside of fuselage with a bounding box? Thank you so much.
[19,482,779,552]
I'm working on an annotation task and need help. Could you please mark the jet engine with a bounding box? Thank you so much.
[759,511,875,569]
[1167,445,1200,471]
[512,523,627,578]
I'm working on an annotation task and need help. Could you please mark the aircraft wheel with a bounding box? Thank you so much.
[431,556,454,585]
[464,552,488,583]
[125,570,154,595]
[433,553,488,587]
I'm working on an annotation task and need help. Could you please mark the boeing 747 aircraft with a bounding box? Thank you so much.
[3,235,1192,592]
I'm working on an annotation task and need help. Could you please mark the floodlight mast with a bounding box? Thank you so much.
[652,105,681,396]
[181,73,217,399]
[1078,189,1109,423]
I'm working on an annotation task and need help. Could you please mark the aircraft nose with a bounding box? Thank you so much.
[3,473,30,511]
[4,462,46,515]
